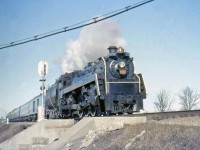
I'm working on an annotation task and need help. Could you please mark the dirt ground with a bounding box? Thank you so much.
[65,117,200,150]
[0,123,30,144]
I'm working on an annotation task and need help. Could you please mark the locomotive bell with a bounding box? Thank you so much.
[117,47,125,53]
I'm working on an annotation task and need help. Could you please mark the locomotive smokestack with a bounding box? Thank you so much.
[108,46,118,53]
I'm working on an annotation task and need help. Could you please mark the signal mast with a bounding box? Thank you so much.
[38,60,48,122]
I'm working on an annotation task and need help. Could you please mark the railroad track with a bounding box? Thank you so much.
[74,109,200,122]
[133,109,200,121]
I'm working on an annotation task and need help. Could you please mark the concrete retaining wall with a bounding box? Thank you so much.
[0,119,75,150]
[94,116,146,128]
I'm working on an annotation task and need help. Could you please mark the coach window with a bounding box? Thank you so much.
[33,101,35,112]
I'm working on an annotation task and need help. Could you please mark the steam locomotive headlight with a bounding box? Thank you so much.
[118,61,126,68]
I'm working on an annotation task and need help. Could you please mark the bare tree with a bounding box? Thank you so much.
[154,89,174,112]
[178,86,200,110]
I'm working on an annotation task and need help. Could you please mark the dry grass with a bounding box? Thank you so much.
[0,123,27,144]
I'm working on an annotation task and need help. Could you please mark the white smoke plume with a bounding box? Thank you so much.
[61,20,126,73]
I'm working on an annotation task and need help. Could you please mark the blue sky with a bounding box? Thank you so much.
[0,0,200,116]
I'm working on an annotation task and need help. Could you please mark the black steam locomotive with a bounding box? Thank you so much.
[46,46,146,118]
[7,46,146,121]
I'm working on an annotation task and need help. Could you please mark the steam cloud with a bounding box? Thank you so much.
[61,20,126,73]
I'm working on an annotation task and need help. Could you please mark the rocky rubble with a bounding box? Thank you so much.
[80,122,124,149]
[65,116,200,150]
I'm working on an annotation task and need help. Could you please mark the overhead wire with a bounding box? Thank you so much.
[0,0,154,50]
